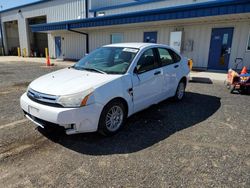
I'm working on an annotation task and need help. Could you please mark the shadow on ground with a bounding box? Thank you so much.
[39,92,221,155]
[190,77,213,84]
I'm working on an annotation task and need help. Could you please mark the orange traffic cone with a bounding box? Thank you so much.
[241,66,248,74]
[46,56,51,66]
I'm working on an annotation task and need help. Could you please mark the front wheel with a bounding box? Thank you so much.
[98,100,126,136]
[174,81,186,101]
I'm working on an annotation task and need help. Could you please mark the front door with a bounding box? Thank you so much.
[208,28,234,70]
[144,32,157,43]
[55,36,62,59]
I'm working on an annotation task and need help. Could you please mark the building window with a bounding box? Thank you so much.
[97,12,105,17]
[111,33,124,44]
[247,32,250,51]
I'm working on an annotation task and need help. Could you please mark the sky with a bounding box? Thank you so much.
[0,0,41,11]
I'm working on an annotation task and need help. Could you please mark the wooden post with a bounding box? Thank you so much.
[23,48,27,57]
[45,48,49,59]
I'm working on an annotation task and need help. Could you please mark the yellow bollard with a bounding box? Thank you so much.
[17,47,21,57]
[188,59,193,71]
[45,48,49,59]
[23,48,27,57]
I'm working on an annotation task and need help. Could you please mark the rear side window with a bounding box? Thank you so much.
[168,49,181,63]
[158,48,181,66]
[158,48,174,66]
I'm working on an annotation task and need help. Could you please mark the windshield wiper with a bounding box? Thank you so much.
[82,67,107,74]
[71,65,81,70]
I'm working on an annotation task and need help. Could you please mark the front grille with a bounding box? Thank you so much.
[27,88,63,107]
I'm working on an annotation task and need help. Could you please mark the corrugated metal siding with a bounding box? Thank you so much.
[1,0,86,57]
[47,33,54,58]
[1,0,249,69]
[90,0,134,10]
[87,19,250,69]
[229,22,250,69]
[1,0,86,23]
[49,32,86,60]
[97,0,212,16]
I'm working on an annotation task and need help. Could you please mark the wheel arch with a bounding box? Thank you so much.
[97,97,129,136]
[180,76,187,86]
[103,97,129,118]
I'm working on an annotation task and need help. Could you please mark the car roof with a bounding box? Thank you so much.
[104,42,169,49]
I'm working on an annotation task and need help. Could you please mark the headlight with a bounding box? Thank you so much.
[57,88,94,108]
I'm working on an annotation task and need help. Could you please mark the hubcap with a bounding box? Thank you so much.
[105,105,124,132]
[177,82,185,99]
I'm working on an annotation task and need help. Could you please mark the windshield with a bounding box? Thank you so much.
[73,47,139,74]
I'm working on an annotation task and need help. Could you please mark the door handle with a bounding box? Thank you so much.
[174,65,179,68]
[154,71,161,75]
[225,48,231,54]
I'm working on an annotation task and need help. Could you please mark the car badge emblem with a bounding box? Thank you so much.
[33,92,41,99]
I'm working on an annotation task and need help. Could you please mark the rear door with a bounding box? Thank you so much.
[156,48,182,97]
[132,48,163,113]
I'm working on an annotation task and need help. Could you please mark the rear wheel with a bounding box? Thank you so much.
[98,100,126,136]
[174,80,186,101]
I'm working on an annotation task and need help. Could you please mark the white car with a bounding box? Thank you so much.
[20,43,190,136]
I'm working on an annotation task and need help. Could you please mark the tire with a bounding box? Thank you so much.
[174,80,186,101]
[98,100,126,136]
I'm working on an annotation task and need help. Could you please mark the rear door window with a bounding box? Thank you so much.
[157,48,181,67]
[158,48,174,66]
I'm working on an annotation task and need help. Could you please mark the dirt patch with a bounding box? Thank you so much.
[0,71,14,75]
[0,91,12,95]
[12,82,30,88]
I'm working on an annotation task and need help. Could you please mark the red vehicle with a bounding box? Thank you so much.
[225,58,250,94]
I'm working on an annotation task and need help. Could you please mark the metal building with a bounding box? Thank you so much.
[0,0,250,70]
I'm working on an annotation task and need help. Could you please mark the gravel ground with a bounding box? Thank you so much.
[0,61,249,188]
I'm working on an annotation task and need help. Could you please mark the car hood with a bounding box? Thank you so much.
[29,68,122,96]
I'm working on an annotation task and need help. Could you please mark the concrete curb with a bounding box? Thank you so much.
[0,56,75,67]
[190,71,227,83]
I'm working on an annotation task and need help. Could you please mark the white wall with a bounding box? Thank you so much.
[87,19,250,69]
[49,32,86,60]
[229,22,250,70]
[90,0,134,10]
[1,0,249,69]
[1,0,86,56]
[4,21,20,52]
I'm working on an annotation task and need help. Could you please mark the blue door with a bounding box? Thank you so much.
[144,32,157,43]
[55,36,62,58]
[208,28,234,70]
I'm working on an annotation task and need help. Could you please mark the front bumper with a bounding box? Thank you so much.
[20,93,104,135]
